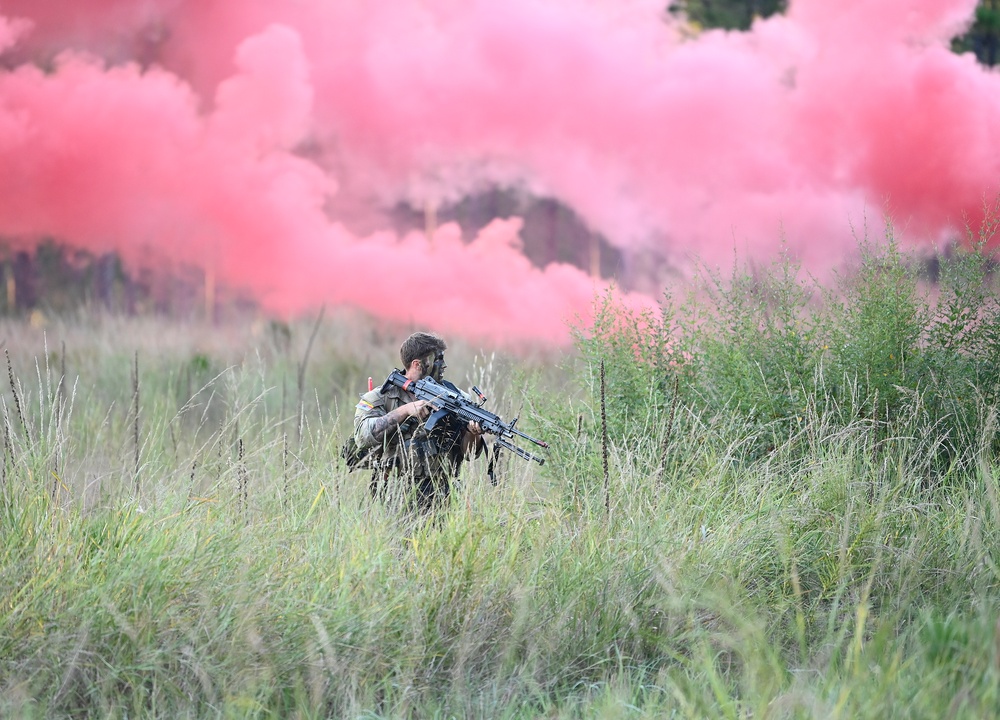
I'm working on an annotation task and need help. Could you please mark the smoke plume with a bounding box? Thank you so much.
[0,0,995,344]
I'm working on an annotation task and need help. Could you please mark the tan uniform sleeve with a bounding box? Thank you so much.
[353,389,387,450]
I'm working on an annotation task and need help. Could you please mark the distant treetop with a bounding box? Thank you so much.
[668,0,999,67]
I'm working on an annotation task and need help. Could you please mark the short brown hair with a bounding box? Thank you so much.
[400,331,447,368]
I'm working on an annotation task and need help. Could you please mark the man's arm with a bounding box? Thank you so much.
[462,422,485,458]
[354,390,431,449]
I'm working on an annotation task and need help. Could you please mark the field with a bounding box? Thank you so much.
[2,235,1000,719]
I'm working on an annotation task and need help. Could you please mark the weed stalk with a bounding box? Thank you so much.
[133,350,140,496]
[660,374,680,474]
[6,348,27,440]
[601,358,609,515]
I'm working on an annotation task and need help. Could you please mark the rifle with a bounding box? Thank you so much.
[380,370,549,465]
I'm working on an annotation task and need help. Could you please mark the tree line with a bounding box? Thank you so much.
[668,0,1000,67]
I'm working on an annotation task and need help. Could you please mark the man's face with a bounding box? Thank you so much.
[422,351,446,382]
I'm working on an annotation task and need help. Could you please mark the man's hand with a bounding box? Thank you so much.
[401,399,432,421]
[463,420,485,458]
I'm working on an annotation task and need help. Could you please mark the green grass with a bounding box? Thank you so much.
[2,233,1000,718]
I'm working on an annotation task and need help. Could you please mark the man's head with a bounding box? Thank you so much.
[400,331,448,381]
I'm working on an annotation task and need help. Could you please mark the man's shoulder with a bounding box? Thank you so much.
[355,388,384,413]
[355,384,405,414]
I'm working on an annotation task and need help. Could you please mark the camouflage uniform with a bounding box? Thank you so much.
[353,382,469,511]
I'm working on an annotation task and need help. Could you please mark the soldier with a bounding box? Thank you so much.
[353,331,484,511]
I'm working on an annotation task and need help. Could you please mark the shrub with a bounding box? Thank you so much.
[574,225,1000,481]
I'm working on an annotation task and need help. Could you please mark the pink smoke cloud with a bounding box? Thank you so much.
[0,15,29,53]
[0,19,629,344]
[0,0,996,345]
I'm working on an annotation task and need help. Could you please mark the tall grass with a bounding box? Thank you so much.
[1,234,999,718]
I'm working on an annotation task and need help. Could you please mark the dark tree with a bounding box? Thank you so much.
[669,0,1000,68]
[952,0,1000,66]
[667,0,788,32]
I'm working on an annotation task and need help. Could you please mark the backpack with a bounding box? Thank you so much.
[341,376,380,472]
[340,434,377,471]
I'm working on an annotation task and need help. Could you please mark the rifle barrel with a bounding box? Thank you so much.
[495,438,545,465]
